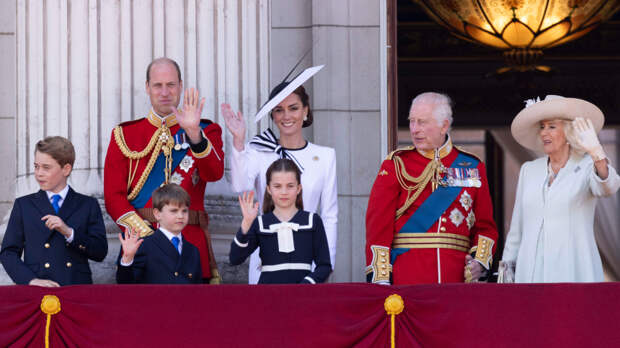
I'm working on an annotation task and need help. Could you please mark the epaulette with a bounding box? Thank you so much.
[200,118,214,126]
[117,118,145,128]
[455,145,484,163]
[385,145,415,160]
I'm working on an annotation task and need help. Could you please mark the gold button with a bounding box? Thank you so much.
[174,272,179,276]
[44,243,50,248]
[380,252,386,256]
[381,258,387,263]
[188,273,193,278]
[441,217,447,223]
[381,264,386,269]
[44,263,50,268]
[66,262,72,267]
[381,271,387,275]
[440,227,446,232]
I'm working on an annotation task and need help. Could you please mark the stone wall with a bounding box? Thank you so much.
[0,0,385,284]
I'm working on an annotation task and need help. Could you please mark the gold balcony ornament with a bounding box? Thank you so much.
[40,295,61,348]
[415,0,620,72]
[384,294,405,348]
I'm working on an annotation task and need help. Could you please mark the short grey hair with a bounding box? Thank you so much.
[409,92,453,127]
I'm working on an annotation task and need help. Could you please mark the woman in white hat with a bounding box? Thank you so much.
[500,96,620,283]
[220,75,337,284]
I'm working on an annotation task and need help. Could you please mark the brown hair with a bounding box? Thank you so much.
[263,158,304,213]
[152,184,191,210]
[268,84,313,128]
[35,136,75,167]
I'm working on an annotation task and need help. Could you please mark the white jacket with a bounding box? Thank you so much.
[503,153,620,282]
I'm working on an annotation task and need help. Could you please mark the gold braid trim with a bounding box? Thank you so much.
[114,124,174,201]
[113,125,162,159]
[393,155,444,220]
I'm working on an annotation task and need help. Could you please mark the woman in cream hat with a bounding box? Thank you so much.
[500,95,620,283]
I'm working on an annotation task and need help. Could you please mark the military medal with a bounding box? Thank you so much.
[192,170,200,186]
[174,134,182,151]
[181,133,189,149]
[179,155,195,173]
[170,172,184,185]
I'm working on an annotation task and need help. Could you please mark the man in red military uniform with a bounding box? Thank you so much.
[366,92,497,285]
[104,58,224,283]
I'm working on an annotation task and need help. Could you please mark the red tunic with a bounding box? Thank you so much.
[365,140,497,285]
[104,112,224,278]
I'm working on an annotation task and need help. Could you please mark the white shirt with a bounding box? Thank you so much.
[159,227,183,254]
[230,141,338,284]
[46,184,74,242]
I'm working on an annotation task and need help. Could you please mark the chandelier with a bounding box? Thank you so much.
[415,0,620,72]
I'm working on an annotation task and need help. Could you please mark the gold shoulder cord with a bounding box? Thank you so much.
[113,124,175,201]
[393,155,443,220]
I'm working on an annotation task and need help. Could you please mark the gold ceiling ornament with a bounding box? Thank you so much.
[415,0,620,72]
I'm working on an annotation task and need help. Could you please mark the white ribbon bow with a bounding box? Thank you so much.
[270,222,299,253]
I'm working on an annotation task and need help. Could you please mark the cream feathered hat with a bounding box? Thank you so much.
[510,95,604,152]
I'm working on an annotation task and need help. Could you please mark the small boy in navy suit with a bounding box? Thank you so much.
[117,184,202,284]
[0,136,108,287]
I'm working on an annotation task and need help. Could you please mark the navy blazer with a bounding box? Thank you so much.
[116,229,202,284]
[0,188,108,285]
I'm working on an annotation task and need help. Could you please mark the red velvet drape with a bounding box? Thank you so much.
[1,283,619,347]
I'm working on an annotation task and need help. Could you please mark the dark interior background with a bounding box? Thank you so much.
[397,0,620,128]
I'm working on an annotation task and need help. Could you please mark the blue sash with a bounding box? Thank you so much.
[390,152,479,264]
[129,123,207,209]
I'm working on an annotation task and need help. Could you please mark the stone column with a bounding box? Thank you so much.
[270,0,384,282]
[310,0,383,282]
[3,0,270,284]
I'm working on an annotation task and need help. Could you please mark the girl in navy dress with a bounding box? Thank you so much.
[229,158,332,284]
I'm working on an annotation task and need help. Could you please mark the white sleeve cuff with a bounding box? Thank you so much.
[65,228,74,243]
[303,276,316,284]
[234,237,249,248]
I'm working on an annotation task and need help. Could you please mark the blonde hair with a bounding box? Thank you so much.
[535,119,586,155]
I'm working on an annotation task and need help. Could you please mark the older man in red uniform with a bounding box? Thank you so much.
[365,92,497,285]
[104,58,224,283]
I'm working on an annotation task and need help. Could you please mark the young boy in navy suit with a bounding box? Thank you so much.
[0,136,108,287]
[117,184,202,284]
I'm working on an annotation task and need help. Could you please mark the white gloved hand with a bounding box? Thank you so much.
[573,117,606,161]
[497,260,515,284]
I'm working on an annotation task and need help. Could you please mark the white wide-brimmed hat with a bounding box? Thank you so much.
[510,95,604,152]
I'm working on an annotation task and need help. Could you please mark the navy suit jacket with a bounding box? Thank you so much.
[116,229,202,284]
[0,188,108,285]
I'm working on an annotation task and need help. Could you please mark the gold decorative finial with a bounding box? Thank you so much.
[40,295,61,315]
[41,295,61,348]
[384,294,404,315]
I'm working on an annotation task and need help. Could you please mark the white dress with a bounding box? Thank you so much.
[229,130,338,284]
[502,153,620,282]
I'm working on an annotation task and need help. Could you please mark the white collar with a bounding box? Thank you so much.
[159,227,183,243]
[46,185,70,201]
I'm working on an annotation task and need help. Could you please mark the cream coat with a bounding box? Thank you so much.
[502,153,620,282]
